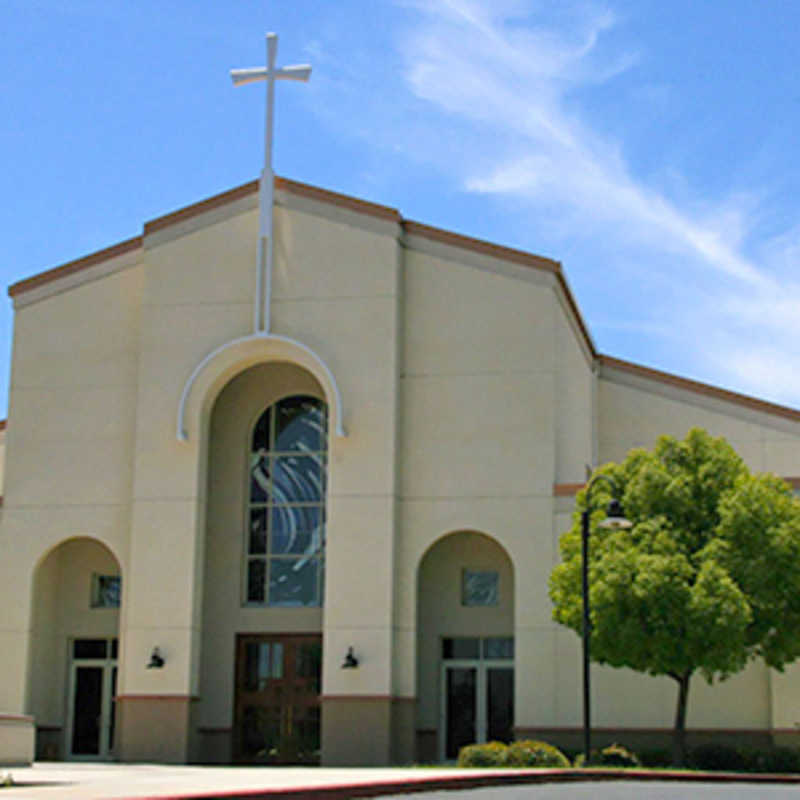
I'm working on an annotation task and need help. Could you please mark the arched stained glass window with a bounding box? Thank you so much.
[245,395,327,607]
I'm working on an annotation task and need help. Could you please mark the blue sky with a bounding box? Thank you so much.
[3,0,800,416]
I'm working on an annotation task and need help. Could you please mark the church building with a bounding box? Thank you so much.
[2,173,800,766]
[3,37,800,768]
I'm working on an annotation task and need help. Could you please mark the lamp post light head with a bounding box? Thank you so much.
[598,498,632,530]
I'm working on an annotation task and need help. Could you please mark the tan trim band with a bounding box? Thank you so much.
[556,476,800,496]
[320,694,415,703]
[144,181,258,234]
[8,236,142,298]
[115,694,198,702]
[403,219,560,275]
[516,725,777,734]
[0,713,34,723]
[553,483,585,497]
[278,176,399,221]
[144,175,400,236]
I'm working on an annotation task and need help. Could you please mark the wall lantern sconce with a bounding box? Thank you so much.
[341,646,359,669]
[147,647,165,669]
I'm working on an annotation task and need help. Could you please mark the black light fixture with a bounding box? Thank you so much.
[600,498,632,531]
[341,646,359,669]
[580,473,631,766]
[147,647,165,669]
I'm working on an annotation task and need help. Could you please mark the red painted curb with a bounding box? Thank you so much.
[117,768,800,800]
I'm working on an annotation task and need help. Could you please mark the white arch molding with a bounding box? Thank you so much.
[177,333,347,441]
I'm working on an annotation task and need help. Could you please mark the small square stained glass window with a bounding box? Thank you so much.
[91,575,121,608]
[462,570,499,607]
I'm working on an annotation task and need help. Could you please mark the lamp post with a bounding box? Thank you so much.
[581,473,632,766]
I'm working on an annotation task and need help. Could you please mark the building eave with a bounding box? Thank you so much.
[8,236,143,298]
[598,354,800,424]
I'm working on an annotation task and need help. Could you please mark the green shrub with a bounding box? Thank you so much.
[574,743,640,768]
[598,743,641,767]
[506,739,570,768]
[750,747,800,774]
[638,748,672,768]
[457,741,509,767]
[689,743,750,772]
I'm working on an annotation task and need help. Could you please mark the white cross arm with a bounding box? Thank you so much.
[230,65,312,87]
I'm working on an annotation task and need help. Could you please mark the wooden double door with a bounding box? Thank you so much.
[234,634,322,764]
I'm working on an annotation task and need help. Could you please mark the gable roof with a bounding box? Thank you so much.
[8,176,800,424]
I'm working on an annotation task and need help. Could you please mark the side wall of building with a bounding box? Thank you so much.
[592,368,800,742]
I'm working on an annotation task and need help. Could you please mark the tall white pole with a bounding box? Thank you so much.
[261,34,277,333]
[231,33,311,335]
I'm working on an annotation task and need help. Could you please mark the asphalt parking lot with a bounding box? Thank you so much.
[384,782,800,800]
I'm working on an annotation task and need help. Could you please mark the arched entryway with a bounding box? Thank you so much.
[416,530,514,761]
[196,361,327,764]
[28,537,122,760]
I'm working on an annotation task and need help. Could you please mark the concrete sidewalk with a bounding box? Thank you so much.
[2,763,800,800]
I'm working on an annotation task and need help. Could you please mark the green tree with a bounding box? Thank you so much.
[549,428,800,765]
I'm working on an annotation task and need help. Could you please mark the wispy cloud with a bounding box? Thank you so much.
[401,1,764,284]
[392,0,800,406]
[296,0,800,406]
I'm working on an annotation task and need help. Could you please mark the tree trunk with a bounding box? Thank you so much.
[672,671,692,767]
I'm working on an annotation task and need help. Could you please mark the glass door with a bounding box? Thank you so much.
[445,667,477,759]
[440,637,514,761]
[486,667,513,742]
[67,639,118,760]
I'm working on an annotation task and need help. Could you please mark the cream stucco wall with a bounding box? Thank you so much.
[554,301,594,484]
[0,258,139,715]
[0,426,7,496]
[120,188,402,761]
[397,241,565,751]
[598,372,800,473]
[270,199,402,701]
[123,206,257,707]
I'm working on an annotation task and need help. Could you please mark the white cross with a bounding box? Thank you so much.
[231,33,312,333]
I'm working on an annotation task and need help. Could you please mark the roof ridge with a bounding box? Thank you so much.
[7,176,561,298]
